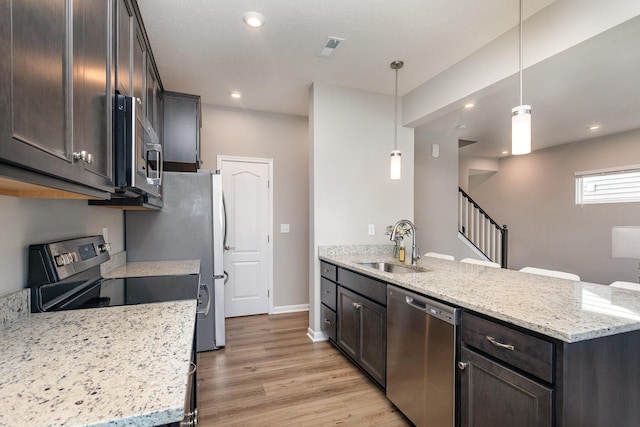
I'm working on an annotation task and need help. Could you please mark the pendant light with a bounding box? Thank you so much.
[512,0,531,155]
[390,60,404,179]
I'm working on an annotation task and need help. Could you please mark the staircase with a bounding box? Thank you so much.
[458,187,508,268]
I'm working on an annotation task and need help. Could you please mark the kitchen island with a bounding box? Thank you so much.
[320,249,640,427]
[0,299,197,427]
[320,253,640,342]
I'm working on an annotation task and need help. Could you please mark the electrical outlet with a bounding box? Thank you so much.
[368,224,375,235]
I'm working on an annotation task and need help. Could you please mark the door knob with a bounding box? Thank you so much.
[224,245,235,250]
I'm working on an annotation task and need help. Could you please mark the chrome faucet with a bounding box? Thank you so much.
[389,219,420,266]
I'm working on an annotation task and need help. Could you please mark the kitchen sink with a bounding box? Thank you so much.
[357,262,430,274]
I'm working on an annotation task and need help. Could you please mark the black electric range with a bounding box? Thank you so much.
[26,235,200,427]
[27,235,200,313]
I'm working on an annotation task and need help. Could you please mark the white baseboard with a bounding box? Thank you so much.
[271,303,309,314]
[307,327,328,342]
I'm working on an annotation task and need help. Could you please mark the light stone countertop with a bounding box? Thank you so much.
[320,254,640,343]
[0,300,197,427]
[102,259,200,279]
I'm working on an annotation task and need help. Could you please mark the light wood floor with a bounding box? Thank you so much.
[196,311,411,426]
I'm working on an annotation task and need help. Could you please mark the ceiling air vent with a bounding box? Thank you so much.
[317,36,345,58]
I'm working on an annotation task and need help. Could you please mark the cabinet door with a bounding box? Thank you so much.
[73,0,112,183]
[320,304,337,342]
[132,19,145,107]
[0,0,71,170]
[460,347,553,427]
[359,297,386,387]
[146,56,160,131]
[337,286,359,361]
[116,0,133,96]
[0,0,112,192]
[163,92,201,166]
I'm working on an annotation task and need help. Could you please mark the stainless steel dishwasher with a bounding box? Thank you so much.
[386,284,460,427]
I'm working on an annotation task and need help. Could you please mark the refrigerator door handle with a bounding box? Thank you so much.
[222,193,228,248]
[197,283,211,317]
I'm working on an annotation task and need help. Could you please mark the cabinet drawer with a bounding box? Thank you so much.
[321,304,336,341]
[338,268,386,305]
[321,278,337,311]
[461,312,554,383]
[320,261,337,281]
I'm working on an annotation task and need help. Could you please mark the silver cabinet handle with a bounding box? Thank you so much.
[458,361,468,370]
[323,269,331,273]
[73,150,94,164]
[486,335,515,351]
[352,302,362,309]
[323,318,331,325]
[323,290,331,294]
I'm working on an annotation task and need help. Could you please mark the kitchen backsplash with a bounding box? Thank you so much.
[100,250,126,276]
[319,244,394,257]
[0,289,30,326]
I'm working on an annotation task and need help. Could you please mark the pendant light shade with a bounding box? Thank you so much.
[390,60,404,180]
[512,105,531,155]
[512,0,531,155]
[390,150,402,180]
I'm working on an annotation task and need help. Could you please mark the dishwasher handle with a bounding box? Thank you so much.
[388,284,460,325]
[405,296,427,310]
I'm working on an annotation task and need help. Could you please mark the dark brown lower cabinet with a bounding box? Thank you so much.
[337,285,386,388]
[459,346,553,427]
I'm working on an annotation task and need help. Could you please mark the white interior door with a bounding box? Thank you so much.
[220,158,271,317]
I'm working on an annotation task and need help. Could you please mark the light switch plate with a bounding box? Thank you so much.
[368,224,375,235]
[280,224,290,233]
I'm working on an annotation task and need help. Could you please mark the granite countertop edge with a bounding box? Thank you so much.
[319,254,640,343]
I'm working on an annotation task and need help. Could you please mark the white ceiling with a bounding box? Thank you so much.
[137,1,640,158]
[137,0,555,117]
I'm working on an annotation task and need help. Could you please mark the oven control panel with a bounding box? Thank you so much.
[28,235,111,285]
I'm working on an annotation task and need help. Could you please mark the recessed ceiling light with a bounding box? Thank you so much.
[242,11,265,28]
[230,91,242,99]
[464,102,475,109]
[589,124,601,131]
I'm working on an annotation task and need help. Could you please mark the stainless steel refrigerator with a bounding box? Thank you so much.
[125,170,226,351]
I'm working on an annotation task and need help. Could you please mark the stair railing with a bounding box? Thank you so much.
[458,187,508,268]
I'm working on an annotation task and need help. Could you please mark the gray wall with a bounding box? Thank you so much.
[309,83,414,337]
[468,128,640,284]
[199,104,309,309]
[0,197,124,295]
[414,129,479,260]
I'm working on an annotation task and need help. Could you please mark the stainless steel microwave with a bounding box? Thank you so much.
[113,94,162,199]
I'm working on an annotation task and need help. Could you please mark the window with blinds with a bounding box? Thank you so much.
[575,167,640,205]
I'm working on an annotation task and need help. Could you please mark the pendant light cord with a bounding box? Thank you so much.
[394,66,398,151]
[519,0,523,106]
